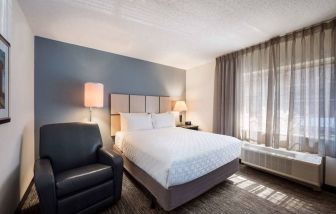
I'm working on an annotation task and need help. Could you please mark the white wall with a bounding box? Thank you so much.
[0,0,34,213]
[186,60,215,132]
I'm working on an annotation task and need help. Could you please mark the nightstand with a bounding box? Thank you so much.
[179,125,199,130]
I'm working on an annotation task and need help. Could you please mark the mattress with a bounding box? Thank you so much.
[119,127,242,188]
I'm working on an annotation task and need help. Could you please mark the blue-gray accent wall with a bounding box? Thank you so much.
[35,37,186,151]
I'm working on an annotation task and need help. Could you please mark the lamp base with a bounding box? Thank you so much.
[89,107,92,122]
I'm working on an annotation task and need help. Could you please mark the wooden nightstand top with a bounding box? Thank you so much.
[179,125,199,130]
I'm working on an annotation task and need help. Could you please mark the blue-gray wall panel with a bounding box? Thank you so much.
[35,37,185,151]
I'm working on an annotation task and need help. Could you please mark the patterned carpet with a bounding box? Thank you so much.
[21,165,336,214]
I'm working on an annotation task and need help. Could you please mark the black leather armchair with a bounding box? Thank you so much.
[34,122,123,214]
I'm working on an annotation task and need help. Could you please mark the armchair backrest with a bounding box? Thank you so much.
[40,122,103,174]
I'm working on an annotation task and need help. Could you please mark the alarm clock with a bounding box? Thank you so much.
[185,121,192,125]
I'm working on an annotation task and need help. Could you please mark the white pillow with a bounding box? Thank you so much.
[120,113,153,131]
[151,112,176,129]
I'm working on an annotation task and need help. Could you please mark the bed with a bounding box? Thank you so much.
[110,94,241,211]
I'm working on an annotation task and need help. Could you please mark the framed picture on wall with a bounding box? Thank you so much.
[0,34,10,124]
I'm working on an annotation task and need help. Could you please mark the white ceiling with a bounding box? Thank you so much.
[19,0,336,70]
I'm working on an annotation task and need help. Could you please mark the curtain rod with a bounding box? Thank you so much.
[216,16,336,59]
[279,16,336,37]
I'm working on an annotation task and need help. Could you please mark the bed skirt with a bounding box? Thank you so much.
[113,146,239,211]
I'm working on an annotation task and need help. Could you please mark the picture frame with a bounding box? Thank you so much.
[0,34,10,124]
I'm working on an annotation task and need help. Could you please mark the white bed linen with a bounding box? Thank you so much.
[119,113,153,131]
[151,112,176,128]
[115,131,125,151]
[120,127,241,188]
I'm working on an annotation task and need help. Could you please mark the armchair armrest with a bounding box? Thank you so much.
[34,159,57,214]
[98,149,123,200]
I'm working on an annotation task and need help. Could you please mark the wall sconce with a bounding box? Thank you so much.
[173,100,188,125]
[84,82,104,122]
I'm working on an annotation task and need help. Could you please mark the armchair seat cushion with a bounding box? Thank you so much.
[55,163,113,198]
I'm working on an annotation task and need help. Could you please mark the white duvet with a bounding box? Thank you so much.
[117,127,241,189]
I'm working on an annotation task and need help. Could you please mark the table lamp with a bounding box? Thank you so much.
[173,101,188,125]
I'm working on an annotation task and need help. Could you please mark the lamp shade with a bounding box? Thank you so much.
[84,82,104,108]
[173,101,188,112]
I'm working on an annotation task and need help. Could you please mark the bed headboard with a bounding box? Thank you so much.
[110,94,172,136]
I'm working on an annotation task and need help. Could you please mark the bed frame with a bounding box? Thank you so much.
[113,146,239,211]
[110,93,240,211]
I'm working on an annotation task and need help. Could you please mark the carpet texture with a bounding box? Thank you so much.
[21,165,336,213]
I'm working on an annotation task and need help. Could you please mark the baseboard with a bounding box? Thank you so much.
[15,179,34,213]
[323,184,336,194]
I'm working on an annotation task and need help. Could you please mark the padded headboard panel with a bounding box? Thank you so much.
[110,94,171,136]
[146,96,159,113]
[130,95,146,113]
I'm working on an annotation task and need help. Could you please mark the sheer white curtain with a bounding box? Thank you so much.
[215,20,336,157]
[234,43,270,145]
